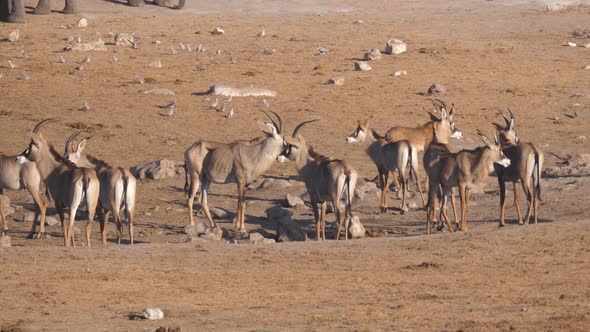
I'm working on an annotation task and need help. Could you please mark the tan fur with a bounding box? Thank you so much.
[19,121,100,247]
[0,154,47,237]
[282,121,358,240]
[494,110,544,226]
[64,133,137,245]
[346,120,416,213]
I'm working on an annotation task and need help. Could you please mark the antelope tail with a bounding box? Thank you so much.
[120,168,129,207]
[533,147,542,202]
[342,171,353,218]
[183,162,190,199]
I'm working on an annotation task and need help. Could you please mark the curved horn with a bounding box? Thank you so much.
[259,109,280,133]
[432,99,447,111]
[32,118,56,134]
[507,107,515,120]
[498,109,511,127]
[292,119,320,138]
[65,130,83,155]
[268,110,283,133]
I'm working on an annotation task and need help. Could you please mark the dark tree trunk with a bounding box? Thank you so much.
[128,0,143,7]
[4,0,25,23]
[62,0,77,14]
[0,0,11,20]
[33,0,51,15]
[175,0,184,10]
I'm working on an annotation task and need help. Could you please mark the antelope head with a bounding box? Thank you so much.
[346,119,370,143]
[258,109,288,160]
[278,119,320,163]
[430,99,463,143]
[494,108,519,146]
[17,119,56,164]
[478,130,511,168]
[63,130,88,165]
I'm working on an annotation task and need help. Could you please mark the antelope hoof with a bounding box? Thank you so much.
[499,223,505,228]
[379,207,387,214]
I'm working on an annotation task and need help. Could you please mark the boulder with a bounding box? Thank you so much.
[364,48,382,61]
[130,160,183,180]
[45,216,59,226]
[141,308,164,320]
[76,18,88,28]
[249,232,274,244]
[210,207,228,219]
[184,222,207,237]
[385,39,407,55]
[285,194,305,208]
[266,206,307,242]
[428,83,446,95]
[355,61,372,71]
[210,27,225,35]
[0,235,11,247]
[199,226,224,241]
[348,215,365,239]
[327,76,344,86]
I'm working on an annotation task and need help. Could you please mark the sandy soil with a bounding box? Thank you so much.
[0,0,589,330]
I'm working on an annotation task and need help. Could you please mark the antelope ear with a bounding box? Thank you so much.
[77,139,88,153]
[449,104,455,117]
[428,112,440,122]
[361,119,369,128]
[440,108,448,120]
[493,131,500,145]
[509,118,515,131]
[482,135,491,147]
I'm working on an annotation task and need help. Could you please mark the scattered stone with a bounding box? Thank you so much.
[199,226,224,241]
[567,42,577,47]
[355,61,372,71]
[285,194,305,208]
[149,59,162,68]
[130,160,183,180]
[543,154,590,178]
[393,70,407,77]
[408,202,418,210]
[76,18,88,28]
[585,65,590,70]
[210,27,225,35]
[266,206,307,242]
[210,207,228,219]
[184,222,208,237]
[208,84,277,98]
[142,88,175,95]
[385,39,407,55]
[45,216,59,226]
[348,215,366,239]
[8,30,19,43]
[584,44,590,48]
[248,232,274,244]
[354,181,379,201]
[428,83,446,95]
[64,39,107,52]
[364,48,382,61]
[115,33,135,46]
[316,47,329,55]
[141,308,164,320]
[327,76,345,86]
[0,235,11,247]
[23,212,35,223]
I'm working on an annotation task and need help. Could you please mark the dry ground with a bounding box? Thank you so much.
[0,0,589,330]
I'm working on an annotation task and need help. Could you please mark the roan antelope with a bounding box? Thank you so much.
[346,119,415,214]
[494,109,543,226]
[279,119,358,240]
[0,131,47,237]
[17,120,100,247]
[428,130,511,232]
[199,111,288,234]
[64,131,137,245]
[385,99,463,205]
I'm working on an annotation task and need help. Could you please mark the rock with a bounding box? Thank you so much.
[248,232,274,244]
[266,206,307,242]
[141,308,164,320]
[428,83,446,95]
[64,39,107,52]
[408,202,418,210]
[327,76,344,86]
[76,18,88,28]
[543,154,590,178]
[8,30,19,43]
[348,215,365,239]
[0,235,11,247]
[199,226,224,241]
[210,27,224,35]
[262,238,276,244]
[149,59,162,68]
[393,70,407,77]
[210,207,228,219]
[364,48,382,61]
[184,222,207,236]
[316,47,329,55]
[45,216,59,226]
[354,181,379,201]
[142,88,175,95]
[285,194,305,208]
[258,178,292,190]
[585,65,590,70]
[115,33,135,46]
[23,212,35,223]
[385,39,407,55]
[130,160,183,180]
[355,61,372,71]
[567,42,577,47]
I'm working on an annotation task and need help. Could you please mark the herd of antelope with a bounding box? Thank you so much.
[0,100,543,247]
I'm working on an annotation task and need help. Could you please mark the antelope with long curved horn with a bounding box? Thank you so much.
[198,110,288,234]
[493,109,543,226]
[17,121,100,247]
[64,131,137,245]
[0,121,48,237]
[279,119,358,240]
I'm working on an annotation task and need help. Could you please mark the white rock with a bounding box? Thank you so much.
[364,48,382,61]
[584,44,590,48]
[115,33,134,46]
[142,88,175,96]
[45,216,59,226]
[567,42,577,47]
[184,222,207,237]
[76,18,88,28]
[355,61,372,71]
[348,215,365,239]
[393,70,407,77]
[285,194,305,208]
[23,212,35,223]
[327,76,344,86]
[141,308,164,320]
[199,226,224,241]
[385,39,407,55]
[149,59,162,68]
[211,27,225,35]
[584,65,590,70]
[8,30,19,43]
[428,83,446,95]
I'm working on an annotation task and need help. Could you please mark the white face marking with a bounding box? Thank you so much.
[16,156,29,164]
[452,130,464,139]
[276,155,288,163]
[346,136,357,143]
[499,158,511,167]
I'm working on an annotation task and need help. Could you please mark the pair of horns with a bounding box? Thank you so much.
[292,119,320,138]
[476,129,499,145]
[64,130,85,155]
[259,109,283,133]
[32,118,57,134]
[498,108,515,127]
